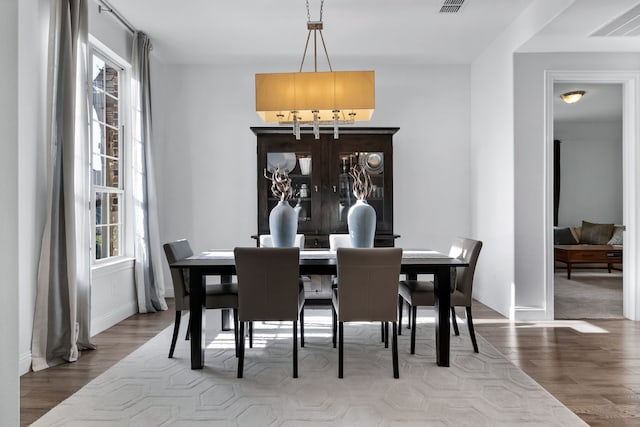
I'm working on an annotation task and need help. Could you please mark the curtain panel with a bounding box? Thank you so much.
[31,0,94,372]
[132,32,167,313]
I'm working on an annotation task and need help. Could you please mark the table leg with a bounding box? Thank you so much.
[189,268,205,369]
[434,267,451,367]
[567,263,571,280]
[220,274,233,331]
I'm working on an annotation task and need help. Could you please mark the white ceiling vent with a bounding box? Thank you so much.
[591,2,640,37]
[439,0,466,14]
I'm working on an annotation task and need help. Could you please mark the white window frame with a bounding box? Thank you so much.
[89,42,133,265]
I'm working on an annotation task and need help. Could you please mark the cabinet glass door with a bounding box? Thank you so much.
[334,151,387,232]
[265,150,315,231]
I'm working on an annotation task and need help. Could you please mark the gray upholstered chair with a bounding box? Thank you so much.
[163,239,239,359]
[398,237,483,354]
[234,247,305,378]
[332,248,403,379]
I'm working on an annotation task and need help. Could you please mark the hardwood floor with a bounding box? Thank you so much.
[21,299,640,426]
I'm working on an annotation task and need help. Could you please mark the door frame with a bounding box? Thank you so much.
[544,70,640,320]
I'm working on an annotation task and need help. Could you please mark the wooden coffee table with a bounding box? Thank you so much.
[554,245,623,279]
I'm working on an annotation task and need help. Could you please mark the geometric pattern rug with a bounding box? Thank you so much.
[33,309,587,426]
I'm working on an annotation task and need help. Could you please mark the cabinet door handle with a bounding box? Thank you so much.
[314,185,319,192]
[333,185,337,193]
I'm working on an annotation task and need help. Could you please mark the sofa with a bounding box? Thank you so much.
[554,220,623,275]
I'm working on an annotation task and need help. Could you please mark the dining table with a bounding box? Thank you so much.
[169,249,468,369]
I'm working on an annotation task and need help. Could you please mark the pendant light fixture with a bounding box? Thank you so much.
[255,0,375,140]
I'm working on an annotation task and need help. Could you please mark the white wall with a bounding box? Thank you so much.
[514,52,640,316]
[2,0,19,422]
[555,120,623,226]
[470,0,574,318]
[151,62,472,295]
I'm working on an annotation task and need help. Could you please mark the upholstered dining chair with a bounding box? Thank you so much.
[398,237,483,354]
[234,247,305,378]
[163,239,239,359]
[332,247,403,378]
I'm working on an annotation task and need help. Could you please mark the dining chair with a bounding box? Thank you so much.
[234,247,305,378]
[332,247,403,378]
[398,237,483,354]
[163,239,239,358]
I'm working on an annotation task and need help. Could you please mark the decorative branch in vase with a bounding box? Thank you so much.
[263,167,297,247]
[347,163,376,248]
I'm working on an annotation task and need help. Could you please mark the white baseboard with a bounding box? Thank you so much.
[19,351,32,375]
[91,301,138,337]
[514,306,549,321]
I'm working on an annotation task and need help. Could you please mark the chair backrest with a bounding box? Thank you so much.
[329,234,352,251]
[336,248,403,322]
[163,239,194,311]
[259,234,305,249]
[234,247,301,322]
[448,237,483,304]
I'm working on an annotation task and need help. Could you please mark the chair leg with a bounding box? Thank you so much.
[466,306,479,353]
[233,308,239,358]
[410,305,417,355]
[451,307,460,336]
[300,307,305,348]
[168,311,182,358]
[249,321,253,348]
[398,296,403,336]
[384,321,389,349]
[237,321,245,378]
[332,306,337,348]
[406,300,412,330]
[185,314,191,340]
[381,322,385,343]
[293,320,298,378]
[392,321,399,379]
[338,321,344,378]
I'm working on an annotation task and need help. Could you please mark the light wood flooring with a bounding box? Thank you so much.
[21,299,640,426]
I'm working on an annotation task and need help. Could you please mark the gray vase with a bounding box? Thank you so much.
[269,200,298,247]
[347,200,376,248]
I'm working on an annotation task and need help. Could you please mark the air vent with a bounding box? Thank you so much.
[591,3,640,37]
[440,0,465,13]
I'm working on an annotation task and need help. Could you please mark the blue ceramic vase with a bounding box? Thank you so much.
[347,200,376,248]
[269,200,298,247]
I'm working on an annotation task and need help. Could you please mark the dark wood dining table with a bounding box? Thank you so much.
[169,249,468,369]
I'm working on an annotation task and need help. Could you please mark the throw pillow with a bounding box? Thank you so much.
[580,221,614,245]
[554,227,578,245]
[608,225,624,245]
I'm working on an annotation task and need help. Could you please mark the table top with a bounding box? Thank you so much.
[554,244,623,251]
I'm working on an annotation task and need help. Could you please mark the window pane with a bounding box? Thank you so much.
[106,159,119,188]
[105,95,118,128]
[95,226,106,260]
[92,155,105,186]
[109,225,120,257]
[108,194,119,225]
[92,87,104,124]
[95,192,106,225]
[105,126,119,158]
[92,56,105,91]
[105,63,119,98]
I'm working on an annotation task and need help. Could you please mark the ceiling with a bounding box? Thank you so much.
[103,0,640,66]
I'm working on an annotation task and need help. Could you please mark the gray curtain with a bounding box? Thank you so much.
[132,32,167,313]
[31,0,95,371]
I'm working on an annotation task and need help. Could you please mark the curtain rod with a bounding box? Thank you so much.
[98,0,136,34]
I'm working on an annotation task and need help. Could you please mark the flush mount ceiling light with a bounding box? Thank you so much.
[560,90,586,104]
[255,0,375,140]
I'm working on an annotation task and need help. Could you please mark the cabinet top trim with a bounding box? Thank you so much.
[250,126,400,136]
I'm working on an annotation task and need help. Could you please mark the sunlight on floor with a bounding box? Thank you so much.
[473,317,609,333]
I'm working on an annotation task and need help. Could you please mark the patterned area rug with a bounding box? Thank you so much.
[34,309,586,426]
[555,269,623,319]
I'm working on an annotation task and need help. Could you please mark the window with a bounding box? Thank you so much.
[91,52,123,261]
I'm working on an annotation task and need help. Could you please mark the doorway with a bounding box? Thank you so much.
[552,83,623,319]
[544,71,640,321]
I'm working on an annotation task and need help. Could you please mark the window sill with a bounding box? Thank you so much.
[91,257,135,275]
